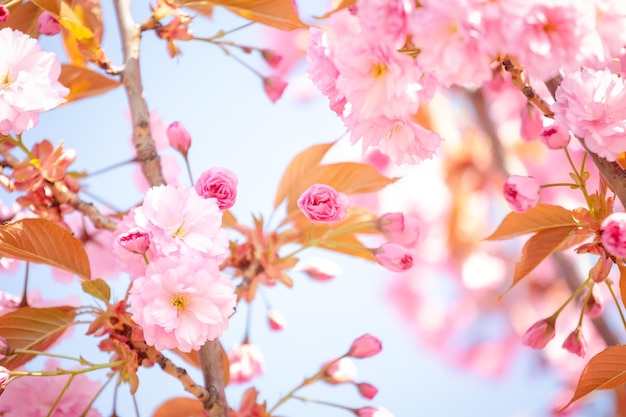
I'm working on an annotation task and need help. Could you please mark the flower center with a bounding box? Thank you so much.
[172,220,186,238]
[0,72,11,89]
[170,294,188,311]
[372,63,387,78]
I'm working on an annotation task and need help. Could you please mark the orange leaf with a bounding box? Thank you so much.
[173,0,214,18]
[59,64,121,103]
[619,263,626,309]
[0,218,91,279]
[61,0,104,66]
[153,397,206,417]
[559,345,626,412]
[222,210,237,228]
[486,204,576,240]
[315,0,355,19]
[208,0,306,31]
[0,306,76,369]
[0,1,41,36]
[274,141,335,209]
[507,226,576,293]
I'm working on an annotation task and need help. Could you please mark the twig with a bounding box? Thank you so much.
[198,341,229,417]
[50,182,117,231]
[501,57,554,118]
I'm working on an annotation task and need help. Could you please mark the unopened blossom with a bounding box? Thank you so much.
[348,334,382,358]
[166,121,192,156]
[540,123,571,149]
[583,289,604,319]
[0,359,101,416]
[267,309,286,331]
[129,256,236,352]
[195,167,238,210]
[38,11,61,36]
[298,184,350,223]
[324,357,358,384]
[0,28,69,135]
[260,49,282,68]
[295,257,342,281]
[357,382,378,399]
[263,76,287,103]
[0,337,7,361]
[562,328,587,358]
[502,175,540,212]
[355,406,394,417]
[554,68,626,162]
[0,366,10,395]
[522,317,555,349]
[228,343,264,383]
[601,213,626,258]
[374,243,413,272]
[118,228,151,254]
[0,6,8,23]
[378,212,420,247]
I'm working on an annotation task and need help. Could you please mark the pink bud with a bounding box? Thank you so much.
[378,212,420,247]
[38,11,61,36]
[166,121,192,156]
[522,318,555,349]
[323,357,358,384]
[0,366,10,395]
[540,123,571,149]
[118,229,151,254]
[356,382,378,399]
[348,334,382,358]
[260,49,283,68]
[297,184,350,224]
[295,257,342,281]
[354,406,394,417]
[562,328,586,358]
[0,337,7,362]
[520,103,543,142]
[267,309,286,331]
[503,175,540,212]
[589,256,613,283]
[194,167,238,210]
[263,76,288,103]
[602,213,626,258]
[583,289,604,319]
[374,243,413,272]
[0,6,9,23]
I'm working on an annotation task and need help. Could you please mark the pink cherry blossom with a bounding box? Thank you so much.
[166,121,192,156]
[553,68,626,162]
[562,328,586,358]
[324,357,358,384]
[348,334,382,358]
[228,343,264,383]
[0,28,69,135]
[295,257,342,281]
[38,11,61,36]
[601,212,626,258]
[267,309,286,331]
[0,359,101,417]
[356,0,413,48]
[502,175,540,212]
[297,184,350,223]
[263,76,287,103]
[118,228,151,254]
[357,382,378,399]
[195,167,238,210]
[129,255,236,352]
[374,243,413,272]
[522,318,556,349]
[378,212,420,247]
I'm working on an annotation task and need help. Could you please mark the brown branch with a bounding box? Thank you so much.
[49,182,117,231]
[198,340,229,417]
[467,88,508,176]
[502,57,554,118]
[113,0,165,188]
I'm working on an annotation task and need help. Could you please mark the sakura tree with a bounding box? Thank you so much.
[0,0,625,417]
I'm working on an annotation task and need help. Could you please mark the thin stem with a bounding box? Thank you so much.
[132,391,141,417]
[47,374,76,417]
[13,349,89,364]
[183,156,194,186]
[81,372,114,417]
[19,262,29,307]
[540,183,579,189]
[552,276,590,319]
[10,360,126,378]
[88,157,136,177]
[606,279,626,332]
[563,148,594,215]
[291,395,354,412]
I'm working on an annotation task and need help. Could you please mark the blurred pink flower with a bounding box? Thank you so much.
[0,6,8,23]
[0,359,101,416]
[295,257,342,281]
[263,76,287,103]
[522,317,556,349]
[323,357,358,384]
[267,309,286,331]
[583,288,604,319]
[38,11,61,36]
[195,167,238,210]
[601,212,626,258]
[520,104,544,142]
[374,243,413,272]
[0,28,69,135]
[129,255,236,352]
[348,334,382,358]
[502,175,540,212]
[562,328,586,358]
[166,121,192,156]
[297,184,350,223]
[378,212,420,247]
[356,382,378,399]
[357,0,412,47]
[354,406,394,417]
[228,343,264,383]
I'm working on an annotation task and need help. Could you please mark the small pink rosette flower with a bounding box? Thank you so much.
[195,167,238,210]
[602,212,626,258]
[297,184,350,223]
[378,212,420,247]
[502,175,540,212]
[348,334,382,358]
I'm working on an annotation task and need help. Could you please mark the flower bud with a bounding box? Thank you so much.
[602,213,626,258]
[295,257,342,281]
[195,167,238,210]
[562,328,586,358]
[589,256,613,283]
[502,175,540,212]
[356,382,378,399]
[38,11,61,36]
[166,121,192,156]
[263,76,288,103]
[323,357,358,384]
[522,317,555,349]
[583,289,604,319]
[0,6,9,23]
[354,406,394,417]
[260,49,282,68]
[378,212,420,247]
[267,309,286,331]
[374,243,413,272]
[348,334,382,358]
[540,123,571,149]
[118,229,151,254]
[0,366,10,395]
[0,337,8,361]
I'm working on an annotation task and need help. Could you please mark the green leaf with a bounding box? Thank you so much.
[0,218,91,279]
[0,306,77,369]
[486,204,576,240]
[80,278,110,303]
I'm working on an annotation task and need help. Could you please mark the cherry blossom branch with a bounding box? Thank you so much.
[50,182,117,231]
[198,340,229,417]
[501,57,554,118]
[113,0,165,188]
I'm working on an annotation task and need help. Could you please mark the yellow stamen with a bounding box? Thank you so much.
[172,220,186,238]
[372,63,387,78]
[171,294,188,311]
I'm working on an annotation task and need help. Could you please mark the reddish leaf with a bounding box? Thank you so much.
[209,0,306,31]
[315,0,355,19]
[153,397,206,417]
[508,226,576,292]
[559,345,626,412]
[0,306,76,369]
[486,204,576,240]
[0,218,91,279]
[0,1,41,36]
[59,64,120,102]
[274,142,335,209]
